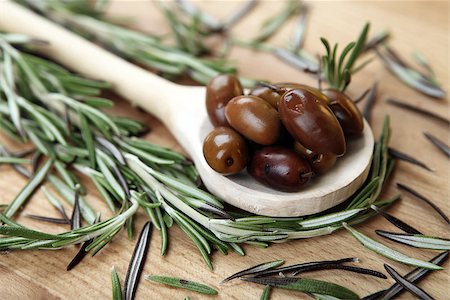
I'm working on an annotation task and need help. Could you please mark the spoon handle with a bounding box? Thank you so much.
[0,0,183,121]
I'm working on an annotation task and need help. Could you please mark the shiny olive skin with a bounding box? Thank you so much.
[279,88,346,156]
[294,142,337,174]
[322,89,364,136]
[249,86,285,109]
[276,83,330,104]
[225,95,281,145]
[248,146,312,192]
[206,74,243,127]
[203,127,247,175]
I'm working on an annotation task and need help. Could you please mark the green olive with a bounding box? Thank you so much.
[279,88,346,156]
[225,95,281,145]
[206,74,243,127]
[203,127,247,174]
[322,89,364,136]
[294,142,337,174]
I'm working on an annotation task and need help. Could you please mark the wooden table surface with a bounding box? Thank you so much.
[0,1,449,299]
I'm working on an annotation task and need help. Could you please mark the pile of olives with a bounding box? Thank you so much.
[203,74,364,192]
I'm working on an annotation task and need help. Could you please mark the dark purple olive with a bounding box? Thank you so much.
[279,88,346,156]
[322,89,364,136]
[224,95,281,145]
[206,74,243,127]
[203,127,247,174]
[248,146,312,192]
[249,85,285,109]
[294,142,337,174]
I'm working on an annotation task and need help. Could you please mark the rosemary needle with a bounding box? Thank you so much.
[221,259,285,283]
[384,264,435,300]
[123,222,152,300]
[397,183,450,225]
[386,98,450,126]
[423,132,450,159]
[146,275,218,295]
[388,147,433,172]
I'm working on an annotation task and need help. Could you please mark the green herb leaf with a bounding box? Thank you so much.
[146,275,218,295]
[343,223,443,270]
[376,230,450,250]
[111,267,122,300]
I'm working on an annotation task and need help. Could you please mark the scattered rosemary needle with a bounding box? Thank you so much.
[423,132,450,159]
[380,251,448,300]
[384,264,435,300]
[26,214,70,225]
[241,277,359,299]
[397,183,450,225]
[291,263,387,279]
[342,223,443,270]
[123,221,152,300]
[221,259,285,283]
[111,267,123,300]
[388,147,433,172]
[370,205,422,234]
[222,0,259,31]
[260,285,271,300]
[3,159,53,218]
[386,98,450,126]
[252,0,302,43]
[146,275,218,295]
[66,238,94,271]
[376,230,450,251]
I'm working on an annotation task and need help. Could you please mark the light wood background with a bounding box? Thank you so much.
[0,1,449,299]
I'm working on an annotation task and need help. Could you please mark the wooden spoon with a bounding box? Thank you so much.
[0,1,374,216]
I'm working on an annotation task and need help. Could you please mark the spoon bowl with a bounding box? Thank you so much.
[0,1,374,216]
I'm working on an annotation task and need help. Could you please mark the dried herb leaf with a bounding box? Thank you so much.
[376,230,450,251]
[381,251,448,299]
[384,264,434,300]
[123,222,152,300]
[66,238,93,271]
[26,214,69,224]
[343,223,442,270]
[221,260,285,283]
[423,132,450,159]
[370,205,422,234]
[397,183,450,225]
[146,275,218,295]
[292,263,387,279]
[386,99,449,126]
[242,277,359,299]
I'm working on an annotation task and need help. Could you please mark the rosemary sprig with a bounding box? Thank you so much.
[320,23,370,91]
[145,275,218,295]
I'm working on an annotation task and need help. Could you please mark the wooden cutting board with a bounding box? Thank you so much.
[0,1,448,299]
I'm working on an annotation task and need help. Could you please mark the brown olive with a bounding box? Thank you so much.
[248,146,312,192]
[294,142,337,174]
[203,127,247,175]
[276,83,329,104]
[279,88,346,156]
[225,95,281,145]
[249,85,285,109]
[322,89,364,136]
[206,74,243,127]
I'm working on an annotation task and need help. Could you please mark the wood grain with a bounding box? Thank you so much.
[0,1,449,299]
